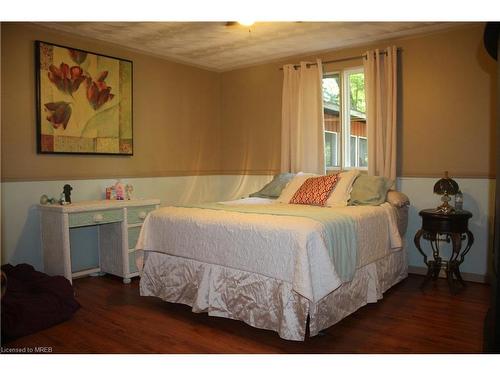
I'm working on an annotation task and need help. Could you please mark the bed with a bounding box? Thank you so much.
[135,174,410,340]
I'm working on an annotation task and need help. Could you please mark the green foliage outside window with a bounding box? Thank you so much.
[322,75,340,107]
[349,73,365,113]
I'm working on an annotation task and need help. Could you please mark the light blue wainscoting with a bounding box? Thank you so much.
[2,174,493,281]
[1,174,272,272]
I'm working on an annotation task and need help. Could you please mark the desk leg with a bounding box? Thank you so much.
[40,211,72,284]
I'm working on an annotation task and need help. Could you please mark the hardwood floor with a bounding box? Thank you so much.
[2,274,490,353]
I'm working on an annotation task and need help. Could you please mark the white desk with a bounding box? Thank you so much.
[39,199,160,284]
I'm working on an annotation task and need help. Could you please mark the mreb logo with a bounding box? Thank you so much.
[34,347,53,353]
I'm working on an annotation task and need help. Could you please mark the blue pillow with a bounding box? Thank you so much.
[349,175,393,206]
[249,173,295,199]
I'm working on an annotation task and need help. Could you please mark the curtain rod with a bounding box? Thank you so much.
[279,48,400,70]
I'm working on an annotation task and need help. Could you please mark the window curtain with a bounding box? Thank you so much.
[363,46,398,182]
[281,60,325,175]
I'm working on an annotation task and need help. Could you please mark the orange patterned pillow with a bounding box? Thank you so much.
[289,175,340,206]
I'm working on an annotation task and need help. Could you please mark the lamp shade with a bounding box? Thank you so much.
[433,171,459,195]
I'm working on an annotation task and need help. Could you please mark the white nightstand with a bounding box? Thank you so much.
[39,199,160,284]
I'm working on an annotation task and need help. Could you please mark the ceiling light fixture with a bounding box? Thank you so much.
[237,20,255,27]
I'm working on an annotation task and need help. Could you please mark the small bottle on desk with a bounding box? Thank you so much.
[115,180,125,200]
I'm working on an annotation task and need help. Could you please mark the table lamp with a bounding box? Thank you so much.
[433,171,459,214]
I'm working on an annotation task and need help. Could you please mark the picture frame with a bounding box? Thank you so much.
[35,40,133,155]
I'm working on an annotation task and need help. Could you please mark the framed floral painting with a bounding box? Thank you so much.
[35,41,133,155]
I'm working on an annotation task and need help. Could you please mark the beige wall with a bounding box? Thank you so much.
[1,22,222,182]
[221,64,283,174]
[2,23,497,181]
[220,23,497,178]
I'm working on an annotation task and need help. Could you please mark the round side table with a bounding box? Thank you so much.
[413,209,474,293]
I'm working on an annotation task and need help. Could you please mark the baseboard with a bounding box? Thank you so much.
[408,265,489,284]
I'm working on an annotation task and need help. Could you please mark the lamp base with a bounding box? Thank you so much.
[436,203,455,214]
[436,193,455,214]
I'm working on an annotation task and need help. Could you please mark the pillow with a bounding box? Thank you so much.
[326,169,361,207]
[249,173,295,199]
[349,175,393,206]
[386,190,410,208]
[290,175,340,206]
[276,173,318,203]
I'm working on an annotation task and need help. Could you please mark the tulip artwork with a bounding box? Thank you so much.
[45,102,72,130]
[68,49,87,65]
[48,63,86,96]
[86,72,115,110]
[36,41,133,155]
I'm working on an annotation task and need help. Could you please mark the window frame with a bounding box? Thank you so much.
[322,67,367,172]
[349,134,358,170]
[342,67,367,171]
[322,71,343,172]
[358,135,368,168]
[324,130,339,169]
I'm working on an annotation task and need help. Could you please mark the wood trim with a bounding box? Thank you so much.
[399,173,496,180]
[0,169,281,182]
[217,170,280,176]
[2,170,495,183]
[408,265,489,284]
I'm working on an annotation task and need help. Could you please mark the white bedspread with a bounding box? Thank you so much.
[135,199,402,303]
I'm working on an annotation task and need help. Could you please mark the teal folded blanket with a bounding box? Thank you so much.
[177,203,357,282]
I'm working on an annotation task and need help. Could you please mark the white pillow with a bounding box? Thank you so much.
[276,173,318,203]
[326,169,361,207]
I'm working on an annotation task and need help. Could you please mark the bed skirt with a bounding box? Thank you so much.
[139,247,408,341]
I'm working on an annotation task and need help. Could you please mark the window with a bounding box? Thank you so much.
[322,68,366,170]
[324,131,339,168]
[358,136,368,167]
[322,73,341,169]
[350,135,357,167]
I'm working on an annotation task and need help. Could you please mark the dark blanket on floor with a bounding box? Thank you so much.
[1,263,80,342]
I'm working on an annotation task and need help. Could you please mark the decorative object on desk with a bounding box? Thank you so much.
[41,196,57,204]
[433,171,460,214]
[59,193,68,205]
[63,184,72,204]
[105,184,121,200]
[125,184,134,200]
[114,180,125,200]
[105,186,113,200]
[35,41,133,155]
[455,190,464,211]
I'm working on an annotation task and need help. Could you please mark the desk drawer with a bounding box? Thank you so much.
[69,209,123,228]
[127,205,156,224]
[128,226,142,250]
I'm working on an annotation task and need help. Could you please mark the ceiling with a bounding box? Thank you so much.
[38,22,457,72]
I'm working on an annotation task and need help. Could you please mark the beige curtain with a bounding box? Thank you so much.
[363,46,398,181]
[281,60,325,175]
